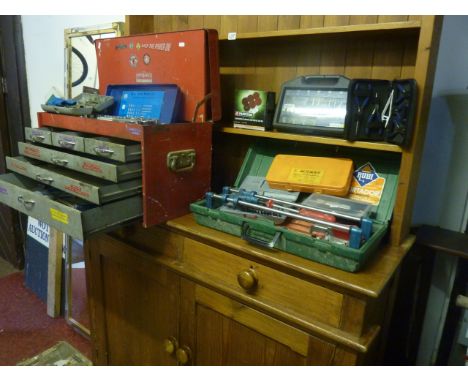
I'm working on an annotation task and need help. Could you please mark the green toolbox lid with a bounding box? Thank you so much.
[233,141,400,224]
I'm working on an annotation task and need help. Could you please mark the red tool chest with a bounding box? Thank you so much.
[36,29,221,229]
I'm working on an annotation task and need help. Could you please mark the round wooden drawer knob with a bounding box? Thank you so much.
[237,268,258,291]
[176,346,192,365]
[163,337,178,355]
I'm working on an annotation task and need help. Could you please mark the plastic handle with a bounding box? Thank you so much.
[17,195,35,209]
[241,222,281,249]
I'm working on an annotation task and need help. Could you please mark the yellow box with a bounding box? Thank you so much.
[265,155,353,196]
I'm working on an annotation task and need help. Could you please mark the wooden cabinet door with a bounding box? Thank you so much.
[179,280,336,366]
[86,236,180,365]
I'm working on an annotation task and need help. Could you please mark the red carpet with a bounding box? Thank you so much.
[0,272,92,365]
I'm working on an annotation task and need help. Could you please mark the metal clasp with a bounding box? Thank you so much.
[167,149,196,173]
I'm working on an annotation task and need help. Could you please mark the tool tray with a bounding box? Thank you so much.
[191,141,400,272]
[344,79,417,147]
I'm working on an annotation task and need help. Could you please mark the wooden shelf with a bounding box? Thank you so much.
[219,21,421,41]
[218,127,403,153]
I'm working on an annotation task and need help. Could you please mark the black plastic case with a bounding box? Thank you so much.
[273,75,350,137]
[344,79,417,147]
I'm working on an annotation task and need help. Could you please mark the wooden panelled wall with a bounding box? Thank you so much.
[130,16,420,119]
[127,15,422,35]
[125,15,441,247]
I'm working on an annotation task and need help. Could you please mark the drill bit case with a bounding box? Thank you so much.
[344,79,417,147]
[191,141,400,272]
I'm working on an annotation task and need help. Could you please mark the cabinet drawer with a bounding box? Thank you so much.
[84,137,141,163]
[18,142,141,182]
[0,173,142,240]
[25,127,52,145]
[6,156,141,205]
[182,238,344,328]
[51,131,85,152]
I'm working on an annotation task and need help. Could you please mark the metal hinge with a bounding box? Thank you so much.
[1,77,7,94]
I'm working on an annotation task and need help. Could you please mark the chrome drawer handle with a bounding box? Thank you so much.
[51,158,68,166]
[18,195,35,209]
[31,135,45,142]
[93,147,114,155]
[35,174,54,183]
[58,139,76,148]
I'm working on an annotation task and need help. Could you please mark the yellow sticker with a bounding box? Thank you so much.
[348,163,386,206]
[50,208,69,224]
[288,168,324,185]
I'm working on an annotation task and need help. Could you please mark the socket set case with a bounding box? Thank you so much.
[265,155,354,196]
[191,141,400,272]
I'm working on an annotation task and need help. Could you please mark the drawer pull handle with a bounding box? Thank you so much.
[163,337,178,355]
[31,135,45,142]
[58,139,76,148]
[175,345,192,366]
[94,147,114,156]
[17,195,35,209]
[241,222,281,249]
[237,268,258,292]
[35,174,54,183]
[51,158,68,166]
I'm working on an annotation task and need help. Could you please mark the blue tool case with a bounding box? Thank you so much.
[106,84,182,123]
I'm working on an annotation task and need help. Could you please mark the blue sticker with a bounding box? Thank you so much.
[126,126,141,136]
[353,163,379,187]
[0,186,8,195]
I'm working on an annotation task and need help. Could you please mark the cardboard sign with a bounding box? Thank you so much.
[27,217,50,248]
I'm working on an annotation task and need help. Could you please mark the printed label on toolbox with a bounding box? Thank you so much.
[24,146,41,158]
[348,163,385,206]
[50,208,69,225]
[64,184,90,198]
[288,168,324,185]
[82,162,102,173]
[10,162,27,172]
[136,71,153,83]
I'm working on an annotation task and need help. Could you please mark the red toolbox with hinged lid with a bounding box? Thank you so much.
[36,29,221,229]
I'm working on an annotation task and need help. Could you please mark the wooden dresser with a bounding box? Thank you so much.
[85,215,414,365]
[84,15,441,365]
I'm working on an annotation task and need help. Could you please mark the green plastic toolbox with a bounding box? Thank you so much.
[190,141,400,272]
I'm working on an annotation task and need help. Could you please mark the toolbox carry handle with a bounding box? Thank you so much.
[241,222,281,250]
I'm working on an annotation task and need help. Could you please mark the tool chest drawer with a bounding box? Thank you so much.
[51,130,86,152]
[0,172,142,240]
[181,237,344,329]
[25,127,53,145]
[6,156,142,205]
[18,142,141,182]
[83,136,141,163]
[28,127,142,163]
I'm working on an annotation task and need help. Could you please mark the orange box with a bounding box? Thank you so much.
[265,155,353,196]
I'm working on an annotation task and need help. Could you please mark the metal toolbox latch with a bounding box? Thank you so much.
[167,149,196,172]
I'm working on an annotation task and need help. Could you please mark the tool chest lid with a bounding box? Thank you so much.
[95,29,221,123]
[233,141,400,224]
